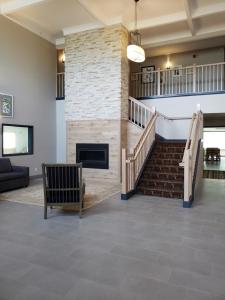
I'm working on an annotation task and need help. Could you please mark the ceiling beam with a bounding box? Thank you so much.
[183,0,194,36]
[0,0,49,14]
[126,12,186,31]
[142,26,225,49]
[192,2,225,19]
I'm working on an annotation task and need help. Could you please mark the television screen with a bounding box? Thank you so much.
[2,124,33,156]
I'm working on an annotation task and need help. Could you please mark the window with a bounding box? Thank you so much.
[2,124,33,156]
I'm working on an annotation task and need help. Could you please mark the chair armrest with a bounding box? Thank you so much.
[12,166,29,176]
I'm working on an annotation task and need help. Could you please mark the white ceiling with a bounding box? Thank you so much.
[0,0,225,55]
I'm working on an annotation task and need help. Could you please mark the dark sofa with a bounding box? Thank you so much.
[0,158,29,193]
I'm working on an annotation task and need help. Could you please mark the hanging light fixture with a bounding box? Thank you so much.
[127,0,145,63]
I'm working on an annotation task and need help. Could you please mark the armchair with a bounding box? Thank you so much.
[42,163,85,219]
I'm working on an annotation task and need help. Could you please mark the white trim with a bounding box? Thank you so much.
[56,37,65,46]
[63,23,103,36]
[183,0,194,36]
[0,0,48,14]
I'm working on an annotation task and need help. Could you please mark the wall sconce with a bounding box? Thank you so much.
[61,52,65,64]
[165,55,172,69]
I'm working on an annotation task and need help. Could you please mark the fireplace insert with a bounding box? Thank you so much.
[76,143,109,169]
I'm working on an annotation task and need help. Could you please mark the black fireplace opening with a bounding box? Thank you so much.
[76,143,109,169]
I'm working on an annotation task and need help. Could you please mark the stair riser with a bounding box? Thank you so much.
[155,147,185,153]
[148,159,181,166]
[152,154,183,160]
[143,173,184,181]
[138,188,184,199]
[140,181,183,190]
[147,166,183,173]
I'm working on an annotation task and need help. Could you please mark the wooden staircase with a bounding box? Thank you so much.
[137,141,185,199]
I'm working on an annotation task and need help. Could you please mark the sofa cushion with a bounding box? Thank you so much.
[0,172,26,182]
[0,158,12,173]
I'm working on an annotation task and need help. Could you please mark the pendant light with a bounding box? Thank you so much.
[127,0,145,63]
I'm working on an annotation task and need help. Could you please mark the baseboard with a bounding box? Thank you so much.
[183,195,193,208]
[121,189,136,200]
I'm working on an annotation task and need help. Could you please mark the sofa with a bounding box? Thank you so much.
[0,158,29,193]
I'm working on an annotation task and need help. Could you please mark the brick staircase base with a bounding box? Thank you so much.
[137,141,185,199]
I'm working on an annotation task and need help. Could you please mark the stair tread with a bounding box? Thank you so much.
[140,178,183,184]
[144,170,183,175]
[145,164,183,168]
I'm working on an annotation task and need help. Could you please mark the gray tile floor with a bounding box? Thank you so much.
[0,178,225,299]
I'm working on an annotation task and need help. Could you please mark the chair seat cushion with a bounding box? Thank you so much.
[0,159,12,173]
[0,172,26,182]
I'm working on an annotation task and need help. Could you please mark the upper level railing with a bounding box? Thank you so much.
[180,111,203,205]
[56,72,65,99]
[130,62,225,98]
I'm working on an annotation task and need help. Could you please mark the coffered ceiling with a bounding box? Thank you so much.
[0,0,225,54]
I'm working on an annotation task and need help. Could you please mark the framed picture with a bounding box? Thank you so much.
[0,93,14,118]
[142,65,155,84]
[173,65,183,77]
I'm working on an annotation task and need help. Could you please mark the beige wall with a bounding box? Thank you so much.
[65,25,129,182]
[127,122,143,152]
[0,16,56,176]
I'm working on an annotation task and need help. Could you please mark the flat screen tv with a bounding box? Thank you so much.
[2,124,33,156]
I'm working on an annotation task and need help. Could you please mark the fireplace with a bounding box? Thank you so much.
[76,143,109,169]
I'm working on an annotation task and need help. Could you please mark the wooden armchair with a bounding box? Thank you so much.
[42,163,85,219]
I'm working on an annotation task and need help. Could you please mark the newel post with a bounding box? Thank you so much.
[122,148,127,195]
[184,149,191,205]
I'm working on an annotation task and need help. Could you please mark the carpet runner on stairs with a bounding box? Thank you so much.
[137,141,186,199]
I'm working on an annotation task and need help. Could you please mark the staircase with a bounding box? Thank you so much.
[137,140,185,199]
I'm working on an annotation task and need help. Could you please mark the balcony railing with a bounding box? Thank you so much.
[56,72,65,99]
[130,62,225,98]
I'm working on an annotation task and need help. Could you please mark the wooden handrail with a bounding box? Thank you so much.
[182,111,203,203]
[180,113,197,165]
[128,113,158,161]
[122,111,158,196]
[128,96,152,110]
[158,112,192,121]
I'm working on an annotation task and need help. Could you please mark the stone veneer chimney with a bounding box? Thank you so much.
[65,25,129,183]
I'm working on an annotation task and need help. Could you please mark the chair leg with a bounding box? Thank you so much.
[79,199,83,219]
[44,205,47,219]
[79,206,83,219]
